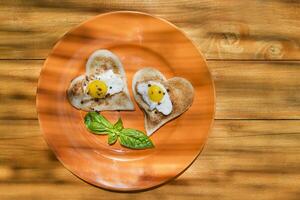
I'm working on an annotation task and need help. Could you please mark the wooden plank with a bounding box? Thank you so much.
[0,60,299,120]
[0,60,41,120]
[211,61,300,119]
[0,0,299,60]
[0,119,299,200]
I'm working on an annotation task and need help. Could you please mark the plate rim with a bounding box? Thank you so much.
[36,10,216,191]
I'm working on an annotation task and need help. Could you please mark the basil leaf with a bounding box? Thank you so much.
[113,118,123,132]
[119,128,154,149]
[84,112,93,127]
[84,112,111,134]
[85,111,100,122]
[86,111,99,119]
[86,121,108,135]
[108,132,118,145]
[85,112,113,128]
[92,113,113,129]
[84,112,155,149]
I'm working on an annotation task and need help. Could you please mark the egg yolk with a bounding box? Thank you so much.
[87,80,108,98]
[148,85,164,102]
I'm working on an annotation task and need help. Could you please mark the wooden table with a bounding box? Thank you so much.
[0,1,299,199]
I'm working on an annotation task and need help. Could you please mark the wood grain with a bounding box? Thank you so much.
[211,61,300,119]
[0,119,299,200]
[0,0,299,198]
[0,60,40,120]
[0,0,299,60]
[1,60,299,120]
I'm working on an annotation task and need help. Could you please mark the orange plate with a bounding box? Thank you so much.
[36,11,215,191]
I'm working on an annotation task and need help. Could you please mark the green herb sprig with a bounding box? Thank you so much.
[84,112,154,149]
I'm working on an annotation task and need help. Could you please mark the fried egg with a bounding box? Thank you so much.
[137,81,172,115]
[67,49,134,112]
[84,69,124,99]
[68,69,124,110]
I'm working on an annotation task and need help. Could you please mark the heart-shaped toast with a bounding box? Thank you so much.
[67,50,134,111]
[132,68,194,136]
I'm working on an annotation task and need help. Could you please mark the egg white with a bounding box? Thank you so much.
[84,69,124,97]
[137,81,172,115]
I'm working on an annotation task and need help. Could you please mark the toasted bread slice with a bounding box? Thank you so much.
[132,68,194,136]
[67,50,134,111]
